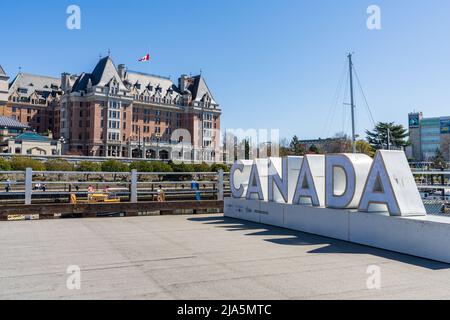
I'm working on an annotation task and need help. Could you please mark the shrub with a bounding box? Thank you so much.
[150,161,173,173]
[10,156,45,171]
[210,163,230,173]
[170,162,195,173]
[101,160,129,172]
[193,163,212,173]
[45,159,75,172]
[77,161,102,172]
[0,158,11,171]
[129,161,153,172]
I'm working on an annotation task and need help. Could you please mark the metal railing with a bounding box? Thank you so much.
[412,170,450,215]
[0,169,230,205]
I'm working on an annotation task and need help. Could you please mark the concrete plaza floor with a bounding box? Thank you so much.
[1,214,450,300]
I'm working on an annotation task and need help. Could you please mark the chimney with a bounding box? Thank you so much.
[118,64,126,80]
[179,74,189,92]
[61,73,71,93]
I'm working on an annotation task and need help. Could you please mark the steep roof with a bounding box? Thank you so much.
[0,116,29,129]
[71,72,92,92]
[124,70,180,98]
[187,75,217,104]
[71,57,128,92]
[0,65,6,77]
[9,73,61,97]
[14,131,50,142]
[90,57,128,90]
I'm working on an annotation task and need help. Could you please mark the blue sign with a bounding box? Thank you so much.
[441,119,450,134]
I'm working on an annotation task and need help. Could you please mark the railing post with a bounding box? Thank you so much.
[131,169,138,203]
[25,167,32,205]
[218,170,224,201]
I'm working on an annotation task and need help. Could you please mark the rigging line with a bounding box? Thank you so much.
[353,65,377,128]
[322,58,348,138]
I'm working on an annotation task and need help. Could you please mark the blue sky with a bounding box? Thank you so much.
[1,0,450,140]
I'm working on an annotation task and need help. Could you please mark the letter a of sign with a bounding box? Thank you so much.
[359,150,426,216]
[246,160,268,201]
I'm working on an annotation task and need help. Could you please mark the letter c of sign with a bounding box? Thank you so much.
[230,162,245,198]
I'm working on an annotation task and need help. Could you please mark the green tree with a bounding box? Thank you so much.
[308,144,320,154]
[432,148,448,170]
[289,136,305,156]
[10,156,45,171]
[101,160,129,172]
[356,140,376,157]
[45,159,75,172]
[77,161,102,172]
[0,158,11,171]
[366,122,409,150]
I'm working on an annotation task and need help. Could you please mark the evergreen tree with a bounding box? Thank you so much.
[366,122,409,150]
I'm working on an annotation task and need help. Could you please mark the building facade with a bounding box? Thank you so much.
[2,131,62,156]
[0,70,62,138]
[408,112,450,161]
[60,56,221,161]
[0,57,222,161]
[0,65,9,113]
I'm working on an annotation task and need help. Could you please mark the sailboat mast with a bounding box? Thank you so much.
[348,53,357,154]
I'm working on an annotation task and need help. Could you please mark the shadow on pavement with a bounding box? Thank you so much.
[188,215,450,270]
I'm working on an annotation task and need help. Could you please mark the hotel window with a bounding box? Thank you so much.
[155,127,161,134]
[155,118,161,125]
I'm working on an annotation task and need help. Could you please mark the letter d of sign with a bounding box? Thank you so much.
[246,159,269,201]
[230,160,253,198]
[359,150,427,216]
[292,155,325,206]
[325,154,372,209]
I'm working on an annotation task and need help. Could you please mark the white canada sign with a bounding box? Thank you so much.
[224,150,450,264]
[229,150,426,216]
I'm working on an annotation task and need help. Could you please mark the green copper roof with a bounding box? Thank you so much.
[15,132,50,142]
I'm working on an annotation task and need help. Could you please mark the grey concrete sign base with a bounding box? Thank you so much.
[225,197,450,264]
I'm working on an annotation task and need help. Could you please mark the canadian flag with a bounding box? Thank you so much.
[139,53,150,62]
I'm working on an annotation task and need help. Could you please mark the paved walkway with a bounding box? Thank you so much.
[1,214,450,299]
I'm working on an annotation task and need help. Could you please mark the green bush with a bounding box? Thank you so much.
[130,161,153,172]
[151,161,173,173]
[77,161,102,172]
[170,162,195,173]
[210,163,230,173]
[0,158,11,171]
[45,159,75,172]
[10,156,45,171]
[101,160,129,172]
[193,163,212,172]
